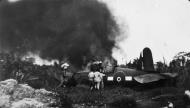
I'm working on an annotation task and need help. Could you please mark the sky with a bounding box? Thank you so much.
[100,0,190,64]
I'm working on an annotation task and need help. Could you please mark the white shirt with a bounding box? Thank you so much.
[185,90,190,98]
[94,71,105,82]
[88,72,94,81]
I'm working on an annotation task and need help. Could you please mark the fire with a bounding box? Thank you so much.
[8,0,20,3]
[22,52,59,66]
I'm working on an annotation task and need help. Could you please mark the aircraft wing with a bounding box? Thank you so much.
[134,73,165,84]
[160,72,178,78]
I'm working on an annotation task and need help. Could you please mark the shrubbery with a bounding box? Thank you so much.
[0,79,59,108]
[53,89,73,108]
[108,95,137,108]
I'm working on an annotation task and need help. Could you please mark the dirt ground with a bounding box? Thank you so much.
[58,85,188,108]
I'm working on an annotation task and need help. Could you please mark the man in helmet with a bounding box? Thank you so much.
[60,62,70,87]
[61,62,70,77]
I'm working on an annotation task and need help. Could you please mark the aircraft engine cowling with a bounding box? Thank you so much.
[113,71,125,83]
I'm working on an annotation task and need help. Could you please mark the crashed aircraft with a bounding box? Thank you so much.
[105,47,178,85]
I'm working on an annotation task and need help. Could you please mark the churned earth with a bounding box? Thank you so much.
[0,79,57,108]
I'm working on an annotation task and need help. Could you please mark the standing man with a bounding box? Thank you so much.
[61,62,70,77]
[88,71,95,90]
[61,62,70,87]
[94,71,105,90]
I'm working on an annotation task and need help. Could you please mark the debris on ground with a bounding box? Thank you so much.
[0,79,57,108]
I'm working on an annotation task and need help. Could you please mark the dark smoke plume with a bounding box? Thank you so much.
[0,0,119,69]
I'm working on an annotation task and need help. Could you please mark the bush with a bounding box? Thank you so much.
[109,96,137,108]
[66,76,77,87]
[11,98,45,108]
[0,79,58,108]
[12,84,35,100]
[0,95,11,108]
[59,95,73,108]
[54,89,73,108]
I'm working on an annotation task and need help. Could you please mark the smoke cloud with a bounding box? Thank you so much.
[0,0,119,69]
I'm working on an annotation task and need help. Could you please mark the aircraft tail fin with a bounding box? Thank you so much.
[142,47,155,72]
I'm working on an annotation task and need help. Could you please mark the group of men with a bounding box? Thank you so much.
[59,60,106,90]
[88,61,105,90]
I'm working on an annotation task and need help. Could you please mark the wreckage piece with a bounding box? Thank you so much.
[0,79,57,108]
[133,72,178,84]
[160,73,178,78]
[105,67,178,86]
[133,73,165,84]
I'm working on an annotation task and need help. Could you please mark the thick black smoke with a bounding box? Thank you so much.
[0,0,119,69]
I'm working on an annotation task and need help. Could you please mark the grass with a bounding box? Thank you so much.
[53,84,188,108]
[108,95,137,108]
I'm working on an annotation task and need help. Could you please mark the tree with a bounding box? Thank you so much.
[156,61,165,72]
